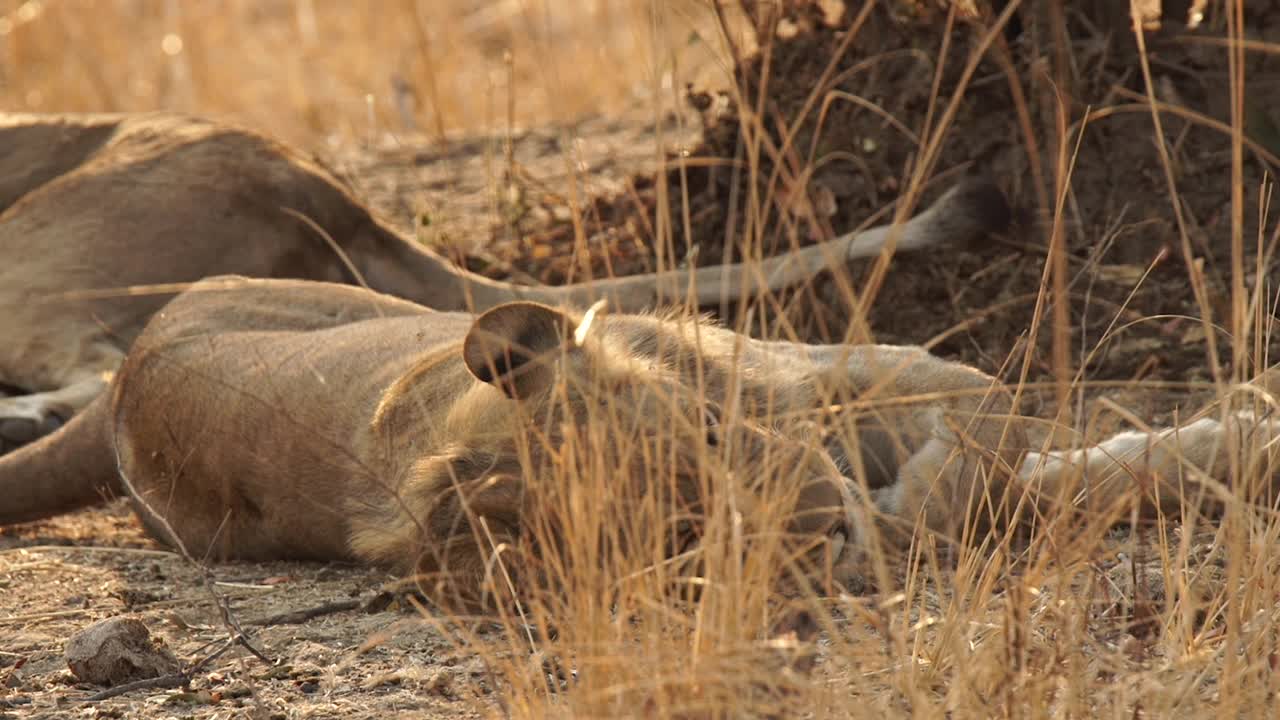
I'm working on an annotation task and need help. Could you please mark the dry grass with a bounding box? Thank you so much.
[6,0,1280,718]
[1,0,725,144]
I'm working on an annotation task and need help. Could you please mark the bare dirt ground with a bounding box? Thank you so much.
[3,503,490,718]
[4,2,1280,718]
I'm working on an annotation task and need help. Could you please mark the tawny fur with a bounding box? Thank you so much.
[1,113,1276,607]
[3,277,1276,608]
[0,111,1007,452]
[8,278,862,606]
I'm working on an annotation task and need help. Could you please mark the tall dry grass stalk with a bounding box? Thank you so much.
[7,1,1280,717]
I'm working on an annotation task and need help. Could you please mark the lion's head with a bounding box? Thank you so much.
[375,301,855,610]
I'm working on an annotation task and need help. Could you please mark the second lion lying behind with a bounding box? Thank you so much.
[1,277,1276,608]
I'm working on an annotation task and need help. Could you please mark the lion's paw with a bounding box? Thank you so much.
[0,394,70,454]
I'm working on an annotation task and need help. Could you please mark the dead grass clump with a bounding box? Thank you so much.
[408,355,859,718]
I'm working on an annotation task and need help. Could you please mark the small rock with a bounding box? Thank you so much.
[64,617,181,686]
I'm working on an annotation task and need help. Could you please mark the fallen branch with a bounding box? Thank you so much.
[83,674,186,702]
[0,545,176,558]
[247,598,363,627]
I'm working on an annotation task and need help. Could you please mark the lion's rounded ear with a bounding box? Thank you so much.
[463,302,578,399]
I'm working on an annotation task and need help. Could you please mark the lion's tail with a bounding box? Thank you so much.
[0,393,120,524]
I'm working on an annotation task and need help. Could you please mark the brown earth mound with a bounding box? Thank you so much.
[479,1,1280,392]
